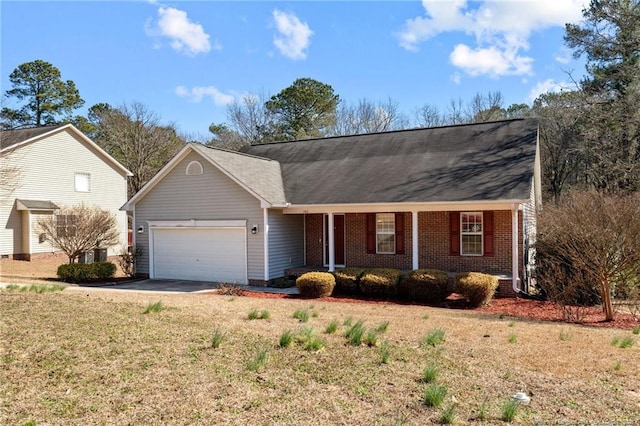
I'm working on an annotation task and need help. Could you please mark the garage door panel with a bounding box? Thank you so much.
[152,228,247,284]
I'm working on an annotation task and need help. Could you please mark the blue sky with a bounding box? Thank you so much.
[1,1,587,138]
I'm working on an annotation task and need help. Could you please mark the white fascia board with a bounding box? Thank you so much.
[121,144,194,210]
[282,200,528,214]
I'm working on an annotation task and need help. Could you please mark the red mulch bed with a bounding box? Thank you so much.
[240,291,639,330]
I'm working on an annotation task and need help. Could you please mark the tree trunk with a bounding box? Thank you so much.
[600,279,614,321]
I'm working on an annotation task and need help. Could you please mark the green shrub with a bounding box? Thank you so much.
[332,267,366,294]
[453,272,498,307]
[57,262,116,283]
[296,272,335,298]
[359,269,402,298]
[398,269,450,303]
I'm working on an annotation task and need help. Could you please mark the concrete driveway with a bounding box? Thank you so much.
[85,279,298,294]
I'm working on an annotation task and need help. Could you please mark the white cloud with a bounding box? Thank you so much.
[175,86,235,106]
[272,9,313,60]
[450,72,462,84]
[397,0,585,77]
[147,7,213,56]
[527,78,573,102]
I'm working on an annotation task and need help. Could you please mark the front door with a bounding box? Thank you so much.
[324,214,345,266]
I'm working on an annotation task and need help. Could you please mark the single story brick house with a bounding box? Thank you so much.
[122,119,541,295]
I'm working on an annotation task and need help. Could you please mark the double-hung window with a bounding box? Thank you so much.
[376,213,396,254]
[460,212,483,256]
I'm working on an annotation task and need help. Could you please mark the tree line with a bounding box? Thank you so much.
[2,0,638,201]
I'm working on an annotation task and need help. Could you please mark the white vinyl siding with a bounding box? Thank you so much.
[268,210,304,280]
[134,151,265,281]
[0,130,128,257]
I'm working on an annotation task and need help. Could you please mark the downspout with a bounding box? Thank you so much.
[303,212,307,267]
[511,204,520,294]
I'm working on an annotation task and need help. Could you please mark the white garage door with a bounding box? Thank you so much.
[152,227,247,284]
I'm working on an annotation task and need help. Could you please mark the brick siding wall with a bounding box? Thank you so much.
[304,210,523,278]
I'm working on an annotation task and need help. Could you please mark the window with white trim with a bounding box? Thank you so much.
[56,215,78,238]
[461,212,483,255]
[75,173,91,192]
[376,213,395,254]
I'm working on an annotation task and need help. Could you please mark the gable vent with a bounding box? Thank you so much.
[186,161,203,176]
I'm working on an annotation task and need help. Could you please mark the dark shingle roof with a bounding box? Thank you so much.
[241,119,538,205]
[0,125,66,150]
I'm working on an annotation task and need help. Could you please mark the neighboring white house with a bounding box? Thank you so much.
[0,124,132,260]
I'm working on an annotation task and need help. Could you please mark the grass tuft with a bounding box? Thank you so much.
[611,335,635,348]
[247,347,269,372]
[422,365,439,383]
[632,326,640,335]
[324,319,338,334]
[211,328,224,349]
[559,330,572,341]
[345,320,365,346]
[279,330,294,348]
[375,321,389,333]
[293,308,310,322]
[365,330,379,347]
[423,328,445,347]
[143,301,164,314]
[501,398,520,422]
[423,383,447,407]
[380,341,391,364]
[439,404,456,424]
[248,309,270,320]
[508,333,517,344]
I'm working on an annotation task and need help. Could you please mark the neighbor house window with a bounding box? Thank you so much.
[461,212,483,256]
[75,173,91,192]
[56,215,77,238]
[376,213,396,254]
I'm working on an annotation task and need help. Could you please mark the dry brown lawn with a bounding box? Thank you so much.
[0,258,126,284]
[1,285,639,425]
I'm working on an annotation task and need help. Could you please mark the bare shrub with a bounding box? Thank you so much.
[536,191,640,321]
[217,284,246,296]
[37,204,120,263]
[116,245,141,278]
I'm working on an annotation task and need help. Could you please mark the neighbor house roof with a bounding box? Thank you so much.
[16,199,60,211]
[0,125,66,150]
[241,119,539,205]
[0,123,133,177]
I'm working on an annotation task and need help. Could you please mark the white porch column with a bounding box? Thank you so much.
[327,212,335,272]
[511,206,519,293]
[412,211,419,270]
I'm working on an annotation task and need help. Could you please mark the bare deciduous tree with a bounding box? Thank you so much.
[536,191,640,321]
[90,101,185,197]
[332,98,407,136]
[37,204,121,263]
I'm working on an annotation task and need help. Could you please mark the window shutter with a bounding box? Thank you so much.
[395,213,405,254]
[449,212,460,256]
[483,211,494,257]
[366,213,376,254]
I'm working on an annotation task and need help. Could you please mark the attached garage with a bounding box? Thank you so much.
[149,220,248,284]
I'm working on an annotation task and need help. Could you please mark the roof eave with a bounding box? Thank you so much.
[281,199,530,214]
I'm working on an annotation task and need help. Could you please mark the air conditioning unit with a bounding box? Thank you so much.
[94,248,108,262]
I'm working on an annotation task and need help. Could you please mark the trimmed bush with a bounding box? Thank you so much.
[398,269,450,303]
[57,262,117,283]
[359,269,402,298]
[296,272,335,298]
[332,267,366,294]
[453,272,498,307]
